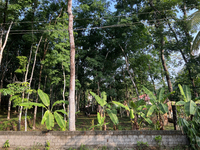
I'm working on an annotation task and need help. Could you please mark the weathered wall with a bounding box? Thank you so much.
[0,130,188,149]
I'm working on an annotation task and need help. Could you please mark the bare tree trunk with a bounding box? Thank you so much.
[0,21,13,66]
[68,0,76,131]
[7,95,12,120]
[62,64,67,122]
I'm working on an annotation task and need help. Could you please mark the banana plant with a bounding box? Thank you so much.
[176,84,200,149]
[142,86,174,130]
[176,84,197,116]
[112,100,152,130]
[20,89,68,131]
[89,112,109,130]
[90,91,119,130]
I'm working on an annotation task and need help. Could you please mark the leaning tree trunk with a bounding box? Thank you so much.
[68,0,76,131]
[160,37,173,93]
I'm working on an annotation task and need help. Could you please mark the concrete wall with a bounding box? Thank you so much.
[0,130,188,149]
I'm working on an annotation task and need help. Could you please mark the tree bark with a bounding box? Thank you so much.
[68,0,76,131]
[0,21,13,66]
[62,63,67,122]
[160,37,173,93]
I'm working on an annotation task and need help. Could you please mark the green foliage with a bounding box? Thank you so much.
[176,85,200,149]
[90,91,119,128]
[3,140,10,148]
[137,141,149,150]
[154,135,162,146]
[20,89,67,131]
[45,141,50,150]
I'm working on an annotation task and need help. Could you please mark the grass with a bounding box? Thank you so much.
[0,109,175,131]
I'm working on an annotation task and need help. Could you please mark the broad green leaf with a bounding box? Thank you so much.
[196,136,200,147]
[129,101,136,109]
[55,109,68,116]
[112,101,130,111]
[101,92,107,106]
[90,91,107,107]
[38,89,50,107]
[183,85,191,102]
[54,112,66,131]
[158,88,165,102]
[41,110,48,125]
[184,100,197,116]
[106,109,119,125]
[142,86,156,103]
[178,84,188,102]
[147,105,156,117]
[130,109,134,119]
[19,102,46,108]
[45,110,54,130]
[195,100,200,104]
[97,112,102,124]
[139,112,152,124]
[176,101,185,106]
[158,103,168,114]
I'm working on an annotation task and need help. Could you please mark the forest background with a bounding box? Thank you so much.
[0,0,200,132]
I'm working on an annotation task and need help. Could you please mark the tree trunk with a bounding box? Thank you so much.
[7,95,12,120]
[68,0,76,131]
[160,37,173,93]
[0,21,13,66]
[62,64,67,122]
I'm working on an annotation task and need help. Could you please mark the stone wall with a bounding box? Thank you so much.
[0,130,188,149]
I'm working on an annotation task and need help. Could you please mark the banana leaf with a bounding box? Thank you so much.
[142,86,156,103]
[130,109,135,119]
[176,101,185,106]
[38,89,50,107]
[112,101,130,111]
[183,85,191,101]
[178,84,188,102]
[54,111,66,131]
[158,88,165,103]
[147,105,156,117]
[184,100,196,116]
[107,109,119,125]
[158,103,168,114]
[90,91,107,107]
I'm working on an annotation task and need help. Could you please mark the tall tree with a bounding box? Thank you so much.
[68,0,76,131]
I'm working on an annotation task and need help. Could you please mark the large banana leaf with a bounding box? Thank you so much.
[106,109,119,125]
[112,101,130,111]
[147,105,156,117]
[97,112,102,124]
[54,112,66,131]
[158,88,165,103]
[45,110,54,130]
[38,89,50,107]
[158,103,168,114]
[178,84,188,102]
[90,91,107,107]
[41,110,48,125]
[142,86,156,103]
[19,102,46,108]
[101,92,107,105]
[139,112,152,124]
[183,85,191,102]
[176,101,185,106]
[184,100,197,116]
[130,109,134,119]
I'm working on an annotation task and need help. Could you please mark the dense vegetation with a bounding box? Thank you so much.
[0,0,200,148]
